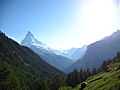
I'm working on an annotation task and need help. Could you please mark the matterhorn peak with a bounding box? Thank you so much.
[28,31,31,33]
[21,31,44,46]
[27,31,33,35]
[21,31,53,53]
[25,31,34,38]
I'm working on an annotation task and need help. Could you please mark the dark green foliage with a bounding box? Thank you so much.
[92,68,98,76]
[50,74,66,90]
[116,51,120,59]
[66,69,80,88]
[100,59,113,72]
[0,60,52,90]
[36,78,49,90]
[100,60,108,72]
[85,68,91,78]
[66,68,99,88]
[0,60,22,90]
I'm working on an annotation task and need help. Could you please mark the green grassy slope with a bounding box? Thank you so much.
[60,58,120,90]
[83,58,120,90]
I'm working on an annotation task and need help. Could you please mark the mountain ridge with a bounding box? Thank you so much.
[53,45,87,61]
[66,30,120,72]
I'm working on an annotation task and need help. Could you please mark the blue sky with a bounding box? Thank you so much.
[0,0,120,49]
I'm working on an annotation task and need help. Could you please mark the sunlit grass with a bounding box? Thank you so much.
[60,59,120,90]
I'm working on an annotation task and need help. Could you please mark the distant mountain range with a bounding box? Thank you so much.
[53,48,77,60]
[70,45,87,61]
[21,31,74,71]
[53,45,87,61]
[66,30,120,72]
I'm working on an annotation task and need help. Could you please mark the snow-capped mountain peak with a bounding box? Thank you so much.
[21,31,53,53]
[21,31,45,46]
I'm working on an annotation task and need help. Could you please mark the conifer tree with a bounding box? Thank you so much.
[50,74,65,90]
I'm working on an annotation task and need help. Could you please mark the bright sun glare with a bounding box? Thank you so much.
[79,0,117,45]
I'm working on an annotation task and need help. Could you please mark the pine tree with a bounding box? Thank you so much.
[66,69,80,88]
[92,68,97,76]
[85,68,91,78]
[36,78,49,90]
[100,60,108,72]
[116,51,120,59]
[50,74,65,90]
[79,69,84,82]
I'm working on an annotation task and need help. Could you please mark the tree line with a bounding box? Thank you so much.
[66,51,120,88]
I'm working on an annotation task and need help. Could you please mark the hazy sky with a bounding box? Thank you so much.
[0,0,120,49]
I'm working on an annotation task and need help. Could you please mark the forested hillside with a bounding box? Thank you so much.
[0,32,66,90]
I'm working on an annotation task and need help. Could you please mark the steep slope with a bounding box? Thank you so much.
[0,32,64,78]
[21,31,74,71]
[67,30,120,72]
[83,60,120,90]
[60,52,120,90]
[71,45,87,61]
